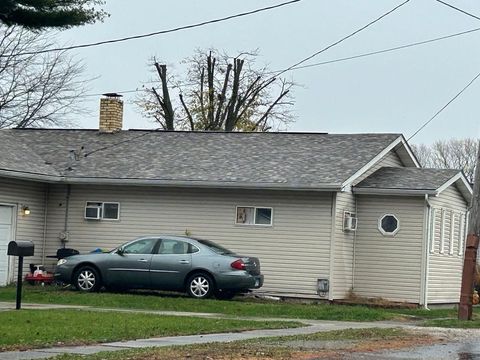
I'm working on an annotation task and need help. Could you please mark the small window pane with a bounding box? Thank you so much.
[236,207,255,224]
[255,208,272,225]
[103,203,119,219]
[85,207,100,218]
[381,215,398,234]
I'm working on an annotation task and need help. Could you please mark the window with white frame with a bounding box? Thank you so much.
[236,206,272,226]
[85,201,120,220]
[378,214,399,236]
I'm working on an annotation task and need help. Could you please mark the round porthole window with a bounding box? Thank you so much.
[378,214,399,236]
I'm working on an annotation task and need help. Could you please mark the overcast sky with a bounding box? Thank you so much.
[56,0,480,145]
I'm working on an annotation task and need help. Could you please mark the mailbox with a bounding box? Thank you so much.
[8,241,34,257]
[6,240,34,310]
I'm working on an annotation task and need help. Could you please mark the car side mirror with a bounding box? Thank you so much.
[117,246,125,256]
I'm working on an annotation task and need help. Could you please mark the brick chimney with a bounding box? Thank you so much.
[99,93,123,133]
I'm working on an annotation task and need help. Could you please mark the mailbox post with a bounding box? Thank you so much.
[7,241,34,310]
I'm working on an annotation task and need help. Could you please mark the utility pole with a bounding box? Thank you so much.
[458,140,480,320]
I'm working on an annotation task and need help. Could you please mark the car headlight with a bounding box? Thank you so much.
[57,259,68,266]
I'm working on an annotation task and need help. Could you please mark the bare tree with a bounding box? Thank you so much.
[137,49,295,132]
[412,138,478,183]
[0,25,87,128]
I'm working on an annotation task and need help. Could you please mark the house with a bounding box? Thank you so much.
[0,95,472,305]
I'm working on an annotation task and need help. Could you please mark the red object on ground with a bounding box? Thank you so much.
[24,272,54,284]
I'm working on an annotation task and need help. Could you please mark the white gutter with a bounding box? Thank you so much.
[353,188,437,196]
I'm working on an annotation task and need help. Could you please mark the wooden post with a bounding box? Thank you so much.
[458,141,480,320]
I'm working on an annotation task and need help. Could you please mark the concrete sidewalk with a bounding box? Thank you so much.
[0,301,410,360]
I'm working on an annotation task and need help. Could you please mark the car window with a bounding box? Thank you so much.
[123,238,157,254]
[195,238,235,255]
[157,239,190,255]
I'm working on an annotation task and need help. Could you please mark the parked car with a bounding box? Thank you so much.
[55,235,264,299]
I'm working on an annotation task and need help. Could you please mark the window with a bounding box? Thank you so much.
[123,238,157,254]
[157,239,198,254]
[85,201,120,220]
[378,214,399,236]
[236,206,272,226]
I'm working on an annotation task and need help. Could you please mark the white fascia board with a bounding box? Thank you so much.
[64,177,343,191]
[398,135,421,168]
[353,187,437,196]
[342,136,419,189]
[435,172,473,202]
[0,168,61,183]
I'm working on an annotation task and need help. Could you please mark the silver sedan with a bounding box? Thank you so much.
[55,235,263,299]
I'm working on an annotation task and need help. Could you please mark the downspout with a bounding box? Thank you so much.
[421,194,432,310]
[352,194,358,289]
[63,184,71,249]
[41,185,49,264]
[328,192,337,301]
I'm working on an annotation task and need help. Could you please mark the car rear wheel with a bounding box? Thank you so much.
[186,273,214,299]
[74,266,101,292]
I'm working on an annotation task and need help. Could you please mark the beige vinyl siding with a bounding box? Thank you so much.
[427,185,468,304]
[0,177,47,282]
[352,150,404,186]
[332,191,355,299]
[45,185,333,298]
[353,195,424,303]
[332,149,404,299]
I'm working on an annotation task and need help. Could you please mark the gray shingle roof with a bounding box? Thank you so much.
[354,167,461,192]
[0,129,401,189]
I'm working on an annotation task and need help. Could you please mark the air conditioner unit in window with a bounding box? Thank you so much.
[343,212,358,231]
[85,205,101,220]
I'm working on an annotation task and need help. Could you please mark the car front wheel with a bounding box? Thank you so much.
[74,266,101,292]
[186,273,214,299]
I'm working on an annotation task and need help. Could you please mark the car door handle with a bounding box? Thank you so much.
[179,260,190,264]
[138,259,148,263]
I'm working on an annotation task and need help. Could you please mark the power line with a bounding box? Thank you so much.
[273,0,411,77]
[435,0,480,21]
[1,0,302,57]
[408,70,480,141]
[82,25,480,99]
[288,27,480,71]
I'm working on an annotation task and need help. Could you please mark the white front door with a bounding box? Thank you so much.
[0,205,14,286]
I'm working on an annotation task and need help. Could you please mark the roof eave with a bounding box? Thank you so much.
[0,168,61,183]
[341,135,420,189]
[353,187,437,196]
[64,177,342,191]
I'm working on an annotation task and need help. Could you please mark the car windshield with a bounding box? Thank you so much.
[195,239,235,255]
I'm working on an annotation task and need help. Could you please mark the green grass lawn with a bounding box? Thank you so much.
[0,285,477,324]
[0,285,398,321]
[0,309,300,351]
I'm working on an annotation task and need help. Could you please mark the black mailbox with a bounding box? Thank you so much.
[8,241,34,257]
[7,240,34,310]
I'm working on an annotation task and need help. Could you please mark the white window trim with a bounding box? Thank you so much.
[449,211,455,256]
[85,201,120,221]
[235,206,273,226]
[378,213,400,236]
[439,209,445,254]
[458,213,465,256]
[429,207,436,254]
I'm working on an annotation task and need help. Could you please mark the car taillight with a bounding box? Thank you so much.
[230,259,246,270]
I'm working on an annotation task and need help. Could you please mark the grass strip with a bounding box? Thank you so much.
[51,328,419,360]
[0,309,300,351]
[0,286,397,321]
